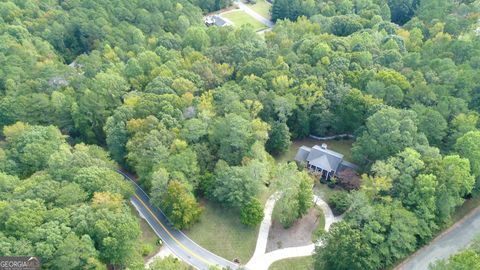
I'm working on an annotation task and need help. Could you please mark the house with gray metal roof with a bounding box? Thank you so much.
[205,15,230,27]
[294,143,348,180]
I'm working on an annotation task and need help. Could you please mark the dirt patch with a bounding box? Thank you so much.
[266,207,323,252]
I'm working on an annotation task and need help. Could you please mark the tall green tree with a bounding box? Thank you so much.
[209,114,256,166]
[212,159,266,208]
[265,121,291,155]
[315,221,378,270]
[240,198,264,226]
[3,122,66,177]
[72,192,142,267]
[161,180,203,230]
[455,131,480,193]
[53,234,102,270]
[434,155,475,223]
[352,107,427,167]
[273,163,313,228]
[388,0,419,25]
[412,104,448,146]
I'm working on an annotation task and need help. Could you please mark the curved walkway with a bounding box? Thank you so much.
[313,195,337,230]
[122,167,341,270]
[249,193,280,262]
[118,171,239,270]
[245,194,340,270]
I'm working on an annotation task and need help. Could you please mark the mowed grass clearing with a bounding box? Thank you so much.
[185,186,274,263]
[247,0,271,19]
[269,256,314,270]
[185,199,259,263]
[222,10,267,32]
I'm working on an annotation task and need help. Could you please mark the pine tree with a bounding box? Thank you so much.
[271,0,289,22]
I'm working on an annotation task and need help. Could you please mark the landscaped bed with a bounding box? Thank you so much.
[266,206,325,252]
[269,256,314,270]
[221,10,267,32]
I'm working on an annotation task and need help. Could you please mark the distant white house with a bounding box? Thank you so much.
[295,143,353,180]
[205,15,230,27]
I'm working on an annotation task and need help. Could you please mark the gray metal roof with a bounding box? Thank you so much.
[213,15,227,27]
[310,155,334,171]
[311,145,344,159]
[294,146,311,162]
[294,144,344,173]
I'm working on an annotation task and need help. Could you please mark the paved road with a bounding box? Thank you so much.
[117,171,240,270]
[396,206,480,270]
[235,1,274,28]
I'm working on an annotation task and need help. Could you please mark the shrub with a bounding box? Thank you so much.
[141,244,154,256]
[328,191,351,215]
[240,198,264,226]
[337,168,361,190]
[312,225,326,242]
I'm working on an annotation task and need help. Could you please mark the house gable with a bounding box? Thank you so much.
[294,144,344,174]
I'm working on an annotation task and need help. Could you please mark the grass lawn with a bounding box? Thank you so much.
[311,205,326,242]
[185,187,274,263]
[275,137,355,163]
[246,0,271,19]
[269,256,314,270]
[222,10,267,32]
[185,199,259,264]
[316,206,326,232]
[313,182,344,202]
[129,203,163,260]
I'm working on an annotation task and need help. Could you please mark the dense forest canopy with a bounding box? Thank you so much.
[0,122,140,269]
[0,0,480,269]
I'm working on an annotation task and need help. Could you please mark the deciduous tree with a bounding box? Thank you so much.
[161,180,203,229]
[240,198,264,226]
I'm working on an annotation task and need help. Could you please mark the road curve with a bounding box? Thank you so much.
[396,205,480,270]
[117,170,240,270]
